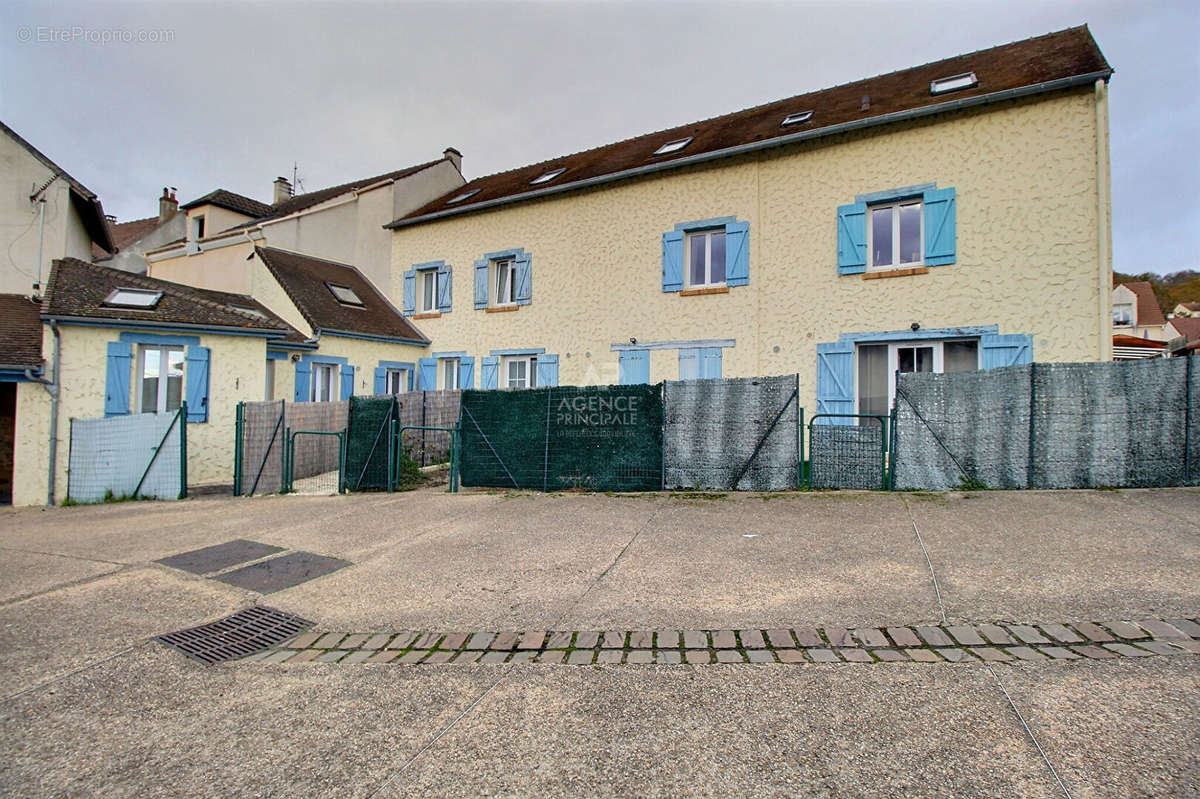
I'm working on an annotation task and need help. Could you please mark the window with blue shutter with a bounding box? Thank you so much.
[481,356,499,389]
[373,367,387,395]
[474,259,489,309]
[294,360,311,403]
[618,349,650,385]
[514,253,532,305]
[436,263,453,312]
[183,346,210,422]
[536,354,559,387]
[724,221,749,287]
[661,231,683,292]
[339,364,355,400]
[815,341,855,424]
[402,269,416,315]
[980,333,1032,368]
[104,341,133,417]
[460,356,476,389]
[836,203,867,274]
[678,348,699,379]
[662,217,750,292]
[417,358,437,390]
[701,347,722,379]
[923,187,956,266]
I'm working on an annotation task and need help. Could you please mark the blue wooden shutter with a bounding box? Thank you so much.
[816,341,855,424]
[836,202,867,274]
[459,356,475,389]
[514,253,532,305]
[402,269,416,315]
[678,348,699,380]
[436,264,452,312]
[701,347,723,379]
[294,360,311,402]
[923,187,956,266]
[184,346,210,422]
[104,341,132,416]
[724,221,749,286]
[340,364,355,400]
[373,366,387,395]
[619,349,650,385]
[481,356,499,389]
[417,358,437,390]
[980,333,1033,369]
[474,259,489,309]
[662,230,684,292]
[536,354,559,387]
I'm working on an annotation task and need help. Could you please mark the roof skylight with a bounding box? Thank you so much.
[930,72,978,95]
[326,283,363,306]
[530,167,567,185]
[781,110,814,127]
[446,188,480,205]
[230,304,267,319]
[104,288,162,309]
[652,137,693,156]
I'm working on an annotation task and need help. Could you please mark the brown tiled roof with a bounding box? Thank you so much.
[1120,281,1166,326]
[42,258,294,337]
[180,286,310,345]
[91,215,165,259]
[1,120,114,253]
[1179,302,1200,313]
[1170,317,1200,343]
[390,26,1111,228]
[0,294,43,368]
[180,189,275,218]
[254,247,427,343]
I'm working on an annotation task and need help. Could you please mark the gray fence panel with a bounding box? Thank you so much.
[69,411,182,502]
[664,376,798,491]
[1190,356,1200,487]
[239,400,285,495]
[810,423,884,490]
[287,400,348,481]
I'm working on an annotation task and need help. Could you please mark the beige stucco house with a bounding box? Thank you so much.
[93,188,187,275]
[1111,281,1168,341]
[387,27,1114,419]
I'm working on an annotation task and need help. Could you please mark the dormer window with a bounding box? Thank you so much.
[446,188,480,205]
[930,72,978,95]
[781,111,813,127]
[326,283,363,306]
[530,167,567,185]
[190,214,205,240]
[653,137,693,156]
[104,288,163,309]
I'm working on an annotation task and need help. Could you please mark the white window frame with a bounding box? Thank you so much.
[855,339,980,414]
[191,214,205,240]
[420,270,439,313]
[867,199,924,271]
[136,345,185,414]
[310,362,337,402]
[385,367,409,395]
[441,358,460,390]
[493,258,517,306]
[1113,303,1134,326]
[685,228,726,289]
[504,355,538,389]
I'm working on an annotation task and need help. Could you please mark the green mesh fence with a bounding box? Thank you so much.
[345,396,398,491]
[460,384,664,491]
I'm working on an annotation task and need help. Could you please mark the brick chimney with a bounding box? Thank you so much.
[158,187,178,223]
[274,176,293,203]
[443,147,462,173]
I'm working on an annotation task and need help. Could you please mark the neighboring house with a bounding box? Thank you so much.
[145,152,464,297]
[1171,301,1200,318]
[1165,317,1200,355]
[1111,333,1166,361]
[0,120,114,296]
[386,27,1114,417]
[1112,281,1168,341]
[0,294,44,504]
[92,188,187,274]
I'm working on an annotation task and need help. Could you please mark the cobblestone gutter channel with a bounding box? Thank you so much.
[240,617,1200,665]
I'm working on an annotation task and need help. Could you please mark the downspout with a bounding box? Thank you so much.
[35,198,46,291]
[23,320,61,505]
[1095,78,1111,361]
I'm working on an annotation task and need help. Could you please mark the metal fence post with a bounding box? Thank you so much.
[179,402,188,499]
[888,401,898,491]
[1027,363,1037,490]
[233,402,243,496]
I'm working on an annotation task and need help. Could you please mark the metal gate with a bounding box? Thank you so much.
[284,429,345,494]
[808,414,888,490]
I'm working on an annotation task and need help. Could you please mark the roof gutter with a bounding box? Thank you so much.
[42,315,291,338]
[387,69,1113,230]
[316,327,430,346]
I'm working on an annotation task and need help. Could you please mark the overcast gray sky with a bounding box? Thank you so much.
[2,1,1196,274]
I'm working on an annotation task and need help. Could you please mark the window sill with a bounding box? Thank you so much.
[486,305,519,313]
[862,266,930,280]
[680,286,730,296]
[412,311,442,319]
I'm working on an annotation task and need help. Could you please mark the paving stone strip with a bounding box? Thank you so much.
[246,618,1200,666]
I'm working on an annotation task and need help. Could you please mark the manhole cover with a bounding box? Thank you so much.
[214,551,351,594]
[156,605,312,664]
[156,539,284,575]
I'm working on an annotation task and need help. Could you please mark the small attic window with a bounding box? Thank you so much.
[781,110,814,127]
[530,167,567,185]
[104,288,162,309]
[930,72,978,95]
[652,137,693,156]
[446,188,480,205]
[326,283,363,306]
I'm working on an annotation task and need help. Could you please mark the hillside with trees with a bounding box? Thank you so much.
[1113,270,1200,313]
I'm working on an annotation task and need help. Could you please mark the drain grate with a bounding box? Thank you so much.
[156,605,313,665]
